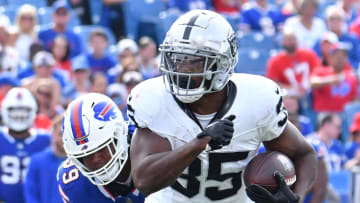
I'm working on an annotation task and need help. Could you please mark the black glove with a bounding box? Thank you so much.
[197,115,236,151]
[246,171,300,203]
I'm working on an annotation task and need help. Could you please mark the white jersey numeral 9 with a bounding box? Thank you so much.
[62,168,80,185]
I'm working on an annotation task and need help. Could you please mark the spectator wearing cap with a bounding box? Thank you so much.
[9,4,38,62]
[313,32,339,66]
[117,38,138,61]
[266,28,320,98]
[325,5,360,70]
[85,29,116,74]
[22,51,69,94]
[283,0,326,48]
[38,0,83,58]
[63,55,90,105]
[310,42,358,113]
[138,36,160,80]
[344,112,360,169]
[107,38,138,84]
[0,15,21,78]
[239,0,286,35]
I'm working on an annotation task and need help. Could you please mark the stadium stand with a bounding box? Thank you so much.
[235,48,270,76]
[237,31,279,51]
[328,170,352,203]
[124,0,166,42]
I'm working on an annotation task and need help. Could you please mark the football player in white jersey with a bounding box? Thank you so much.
[127,10,317,203]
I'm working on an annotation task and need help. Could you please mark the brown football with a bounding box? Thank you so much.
[243,151,296,193]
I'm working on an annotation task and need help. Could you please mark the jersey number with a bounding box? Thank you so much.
[62,159,80,184]
[171,152,248,200]
[1,156,30,184]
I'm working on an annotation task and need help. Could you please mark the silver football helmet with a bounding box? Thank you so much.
[159,10,238,103]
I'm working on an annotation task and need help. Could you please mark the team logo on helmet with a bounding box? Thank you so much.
[228,34,238,58]
[93,101,117,121]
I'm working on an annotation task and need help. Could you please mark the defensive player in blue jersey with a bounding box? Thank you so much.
[57,93,144,203]
[0,87,51,203]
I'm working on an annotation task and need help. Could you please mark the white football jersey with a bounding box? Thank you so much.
[127,73,288,203]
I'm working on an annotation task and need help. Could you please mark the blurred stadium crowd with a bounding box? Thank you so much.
[0,0,360,202]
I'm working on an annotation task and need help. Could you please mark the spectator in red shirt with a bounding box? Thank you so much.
[212,0,243,16]
[266,28,320,98]
[310,43,358,112]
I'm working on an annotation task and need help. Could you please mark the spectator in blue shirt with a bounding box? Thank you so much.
[168,0,213,13]
[306,113,347,172]
[306,113,344,203]
[24,115,66,203]
[86,28,116,74]
[239,0,287,35]
[38,0,83,58]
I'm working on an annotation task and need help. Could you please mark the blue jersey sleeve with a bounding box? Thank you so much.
[57,159,85,203]
[57,159,145,203]
[24,155,41,203]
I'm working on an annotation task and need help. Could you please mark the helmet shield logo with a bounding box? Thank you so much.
[228,34,237,58]
[93,102,117,121]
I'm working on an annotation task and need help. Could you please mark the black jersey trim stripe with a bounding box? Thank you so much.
[183,14,200,40]
[209,80,237,124]
[172,81,237,130]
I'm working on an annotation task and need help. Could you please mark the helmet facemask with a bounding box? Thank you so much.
[68,125,128,186]
[3,105,36,132]
[160,49,228,103]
